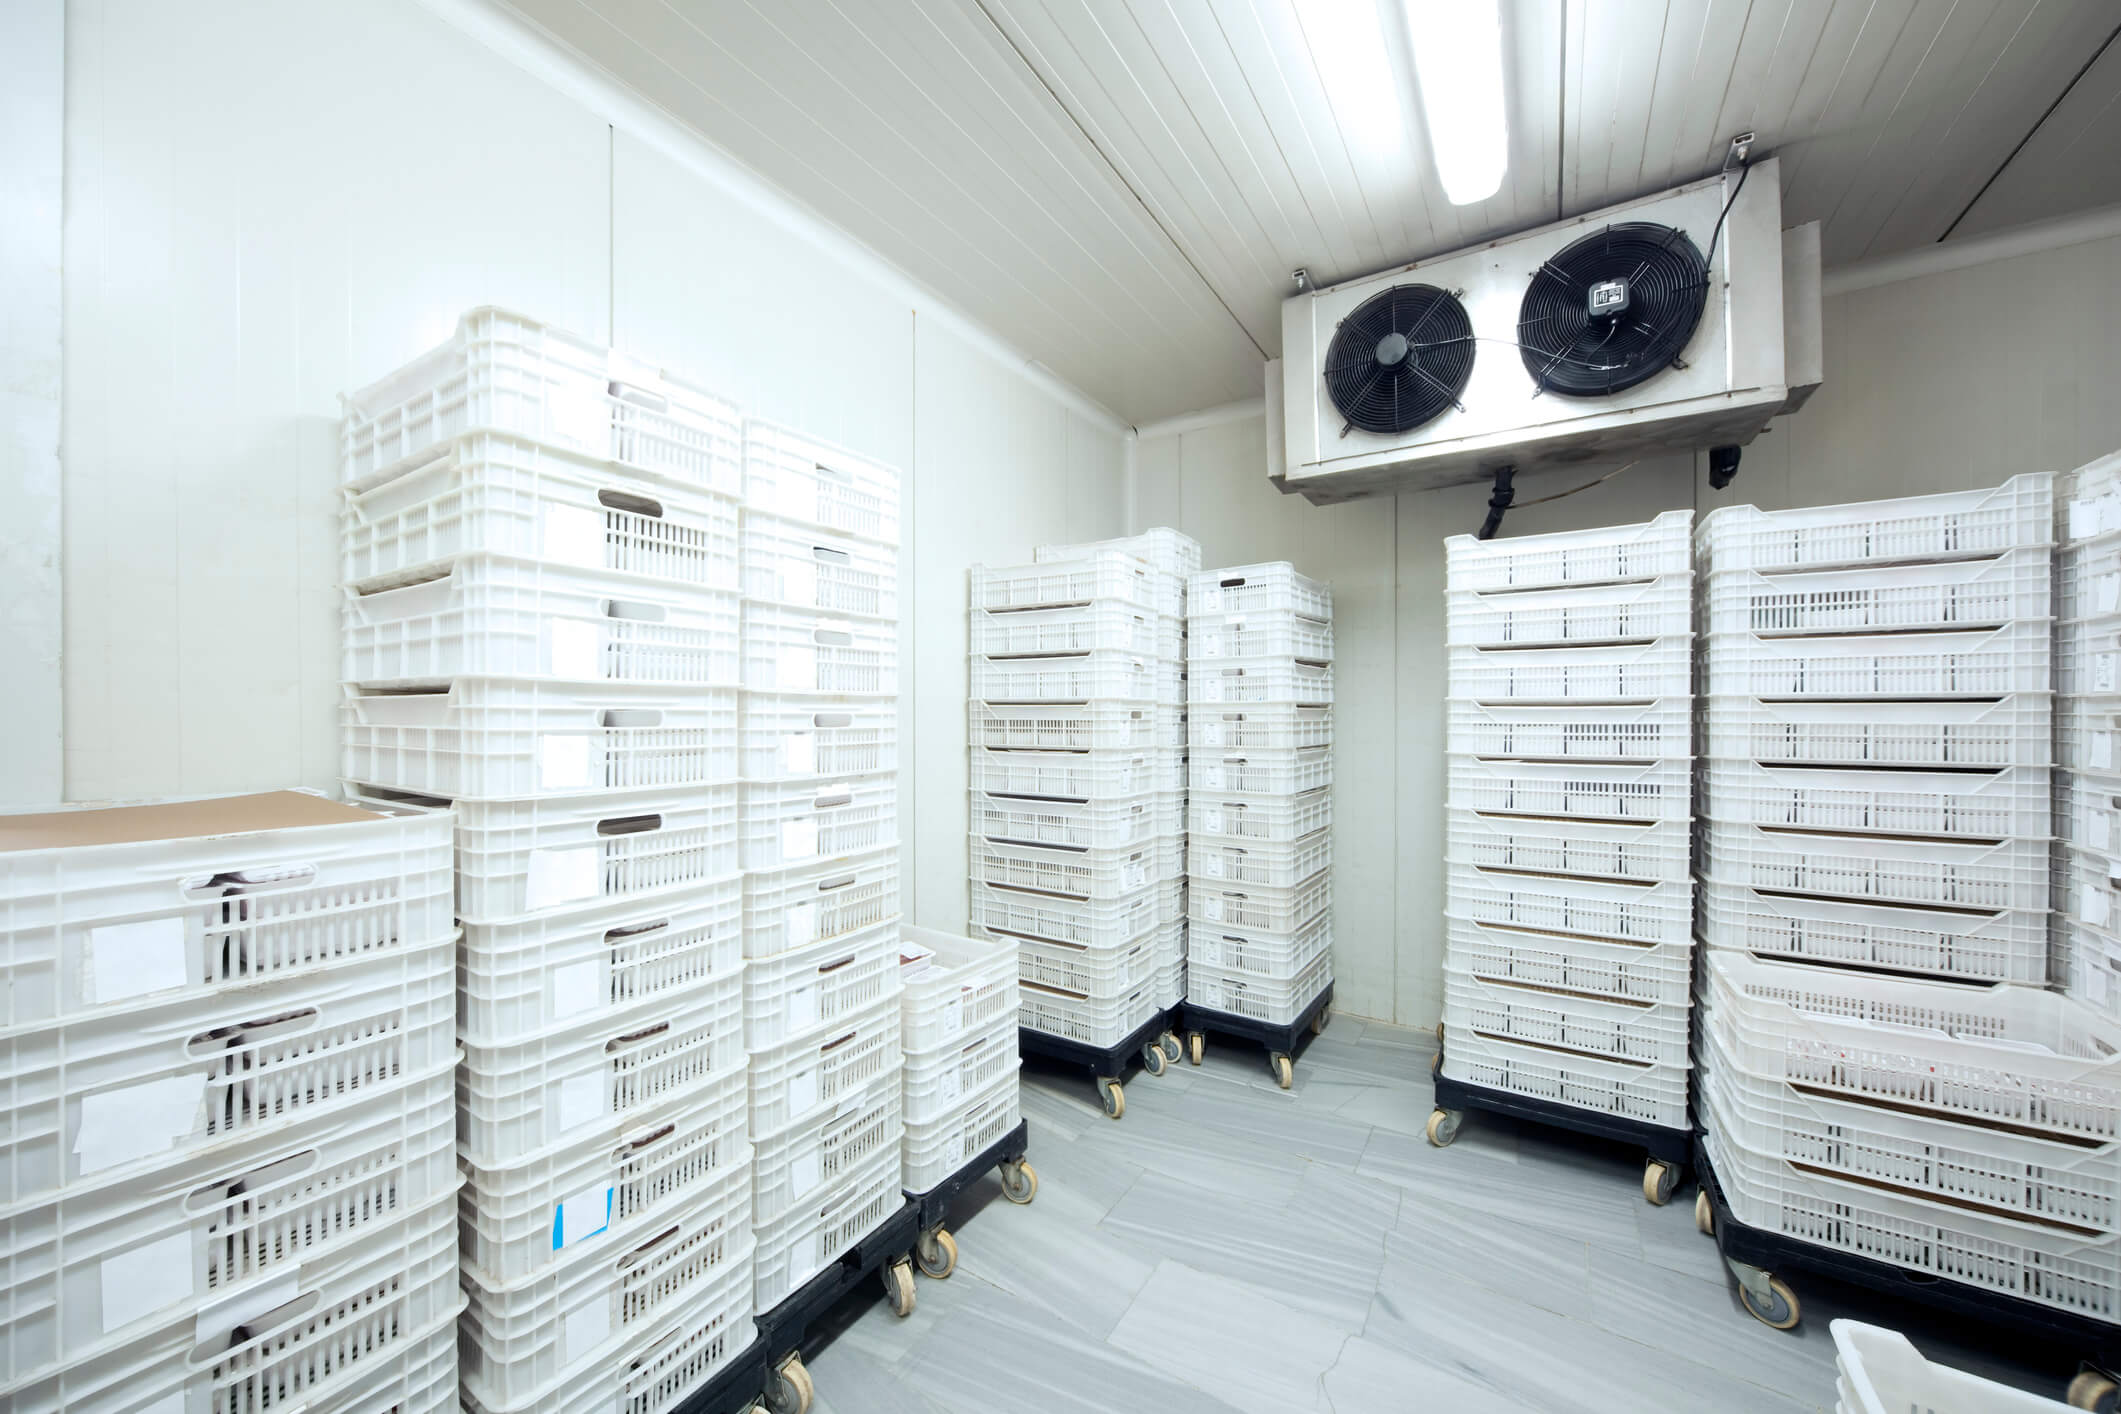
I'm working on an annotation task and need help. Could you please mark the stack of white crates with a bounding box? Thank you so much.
[338,308,758,1414]
[736,420,909,1312]
[0,793,461,1413]
[968,545,1185,1115]
[1692,476,2111,1331]
[898,927,1023,1210]
[2055,451,2121,1015]
[1186,562,1334,1083]
[1439,514,1694,1184]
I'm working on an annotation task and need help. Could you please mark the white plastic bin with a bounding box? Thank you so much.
[903,1026,1019,1127]
[899,925,1019,1052]
[2060,616,2121,697]
[1697,877,2050,985]
[1830,1320,2070,1414]
[1447,698,1689,761]
[1439,1023,1689,1129]
[1018,977,1159,1049]
[970,746,1181,800]
[1704,621,2051,697]
[1038,527,1200,579]
[1697,820,2050,912]
[971,599,1167,658]
[740,774,897,870]
[970,650,1161,703]
[1443,510,1692,591]
[1695,474,2052,573]
[461,1276,749,1414]
[1189,656,1334,705]
[1447,755,1691,823]
[1703,694,2053,769]
[969,699,1164,753]
[1187,911,1331,982]
[301,1303,462,1414]
[972,789,1179,852]
[741,693,899,779]
[740,846,900,958]
[1447,809,1689,885]
[747,996,901,1137]
[1188,608,1333,662]
[1447,637,1691,702]
[742,603,897,696]
[1702,548,2051,635]
[1189,702,1334,751]
[1700,759,2052,841]
[743,419,900,545]
[2060,702,2121,779]
[969,881,1163,950]
[1189,868,1331,934]
[2060,529,2121,617]
[752,1078,901,1228]
[969,835,1181,901]
[1447,915,1692,1008]
[971,552,1160,613]
[903,1074,1021,1192]
[1189,746,1332,796]
[740,510,899,617]
[1187,950,1333,1026]
[1447,966,1688,1069]
[1191,827,1331,889]
[1017,932,1156,997]
[743,919,901,1050]
[1448,864,1692,948]
[1187,562,1331,618]
[1446,573,1691,647]
[1190,788,1332,843]
[2056,917,2121,1020]
[753,1146,902,1308]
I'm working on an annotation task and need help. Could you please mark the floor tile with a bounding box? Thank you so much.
[1106,1259,1347,1414]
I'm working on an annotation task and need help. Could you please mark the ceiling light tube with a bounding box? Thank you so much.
[1408,0,1508,205]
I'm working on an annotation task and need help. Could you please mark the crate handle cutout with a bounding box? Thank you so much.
[186,1148,319,1212]
[181,863,318,899]
[604,598,667,623]
[813,460,852,484]
[190,1290,319,1364]
[187,1007,319,1055]
[352,560,452,595]
[597,488,665,520]
[810,790,854,811]
[819,1028,859,1054]
[812,626,853,647]
[1219,576,1250,588]
[353,783,449,810]
[814,953,855,976]
[599,709,663,728]
[597,813,663,836]
[608,378,668,414]
[607,1021,673,1053]
[606,917,672,942]
[814,872,857,893]
[617,1221,684,1271]
[809,544,852,565]
[618,1122,677,1156]
[811,711,853,729]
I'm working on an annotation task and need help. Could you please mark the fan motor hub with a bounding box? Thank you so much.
[1373,331,1411,368]
[1588,278,1630,319]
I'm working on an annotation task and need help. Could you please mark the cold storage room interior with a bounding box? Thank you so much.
[13,0,2121,1410]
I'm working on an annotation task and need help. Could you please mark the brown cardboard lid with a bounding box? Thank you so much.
[0,791,390,853]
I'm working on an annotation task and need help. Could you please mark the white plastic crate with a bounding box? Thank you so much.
[1440,1023,1689,1129]
[1700,951,2121,1145]
[1830,1320,2070,1414]
[1018,976,1160,1049]
[741,693,899,780]
[0,792,452,1028]
[1189,656,1333,705]
[1447,637,1692,702]
[1187,562,1331,618]
[1191,827,1331,889]
[971,599,1170,659]
[458,969,745,1167]
[971,881,1165,950]
[900,925,1019,1052]
[2056,917,2121,1019]
[1448,755,1691,823]
[1446,574,1692,647]
[1038,527,1201,578]
[969,746,1181,800]
[342,679,737,800]
[972,789,1179,852]
[1155,949,1186,1009]
[1190,788,1332,842]
[1704,694,2053,769]
[342,308,742,494]
[1189,868,1331,934]
[1444,510,1693,592]
[740,510,899,617]
[343,555,740,686]
[2060,529,2121,617]
[0,1067,454,1385]
[1698,820,2050,912]
[1446,967,1688,1069]
[754,1145,902,1309]
[1189,702,1334,751]
[970,699,1165,752]
[2063,453,2121,541]
[1018,932,1156,997]
[341,431,739,590]
[461,1183,751,1411]
[1704,621,2052,697]
[970,651,1162,703]
[458,1079,748,1284]
[1697,877,2050,985]
[1448,864,1692,948]
[903,1073,1021,1192]
[753,1078,901,1228]
[971,552,1161,613]
[1445,698,1688,761]
[1190,746,1332,796]
[1700,759,2052,841]
[1187,949,1332,1026]
[1447,809,1689,885]
[0,1191,460,1414]
[1694,474,2053,573]
[2060,701,2121,778]
[743,419,900,545]
[2060,615,2121,697]
[1703,548,2051,635]
[0,948,453,1204]
[742,603,897,696]
[969,835,1181,901]
[1446,915,1692,1008]
[903,1025,1019,1127]
[740,774,897,870]
[1187,910,1331,982]
[461,879,742,1043]
[1188,608,1333,662]
[740,846,900,958]
[747,995,901,1138]
[2057,846,2121,939]
[743,919,901,1050]
[302,1304,461,1414]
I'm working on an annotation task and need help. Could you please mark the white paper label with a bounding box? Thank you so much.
[1200,853,1223,878]
[1197,937,1221,967]
[1203,811,1225,835]
[548,383,609,452]
[2095,731,2115,772]
[101,1231,193,1333]
[563,1297,611,1366]
[526,846,601,910]
[557,1072,606,1132]
[196,1271,298,1344]
[1203,765,1223,791]
[2073,500,2098,541]
[2098,574,2121,615]
[779,644,818,690]
[786,1066,820,1118]
[556,1184,614,1248]
[1118,762,1135,793]
[1203,634,1223,659]
[2094,812,2113,854]
[89,917,188,1005]
[2087,888,2112,928]
[1123,860,1146,890]
[1199,588,1223,612]
[76,1074,206,1175]
[2098,652,2119,695]
[786,900,818,948]
[546,618,602,679]
[791,1148,822,1197]
[786,983,819,1033]
[1202,723,1224,747]
[1204,679,1226,703]
[940,994,965,1039]
[940,1068,962,1103]
[551,959,604,1020]
[539,734,592,791]
[782,559,819,609]
[1200,896,1222,922]
[782,819,819,861]
[542,503,606,569]
[785,732,817,776]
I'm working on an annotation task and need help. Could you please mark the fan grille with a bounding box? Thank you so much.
[1517,222,1709,398]
[1323,284,1474,436]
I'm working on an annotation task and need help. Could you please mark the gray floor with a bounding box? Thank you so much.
[797,1017,2077,1413]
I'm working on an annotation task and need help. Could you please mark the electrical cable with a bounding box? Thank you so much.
[1515,457,1643,508]
[1704,160,1750,274]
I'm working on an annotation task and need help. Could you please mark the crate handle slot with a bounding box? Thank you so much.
[619,1122,677,1155]
[181,863,318,899]
[810,711,853,729]
[189,1291,319,1364]
[600,709,663,728]
[187,1006,319,1054]
[819,1029,859,1054]
[608,378,669,413]
[815,872,857,893]
[598,488,665,519]
[607,1021,672,1051]
[809,544,851,565]
[813,460,851,484]
[351,783,450,810]
[352,561,452,595]
[186,1148,318,1211]
[617,1222,682,1268]
[1218,576,1249,588]
[597,813,663,836]
[812,626,853,647]
[815,953,855,975]
[604,598,667,623]
[810,790,854,810]
[606,917,671,941]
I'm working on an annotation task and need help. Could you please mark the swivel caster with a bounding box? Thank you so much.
[1269,1052,1294,1089]
[883,1258,917,1317]
[2067,1369,2120,1412]
[1142,1041,1169,1077]
[1694,1189,1713,1237]
[1643,1160,1678,1207]
[1726,1259,1800,1331]
[1187,1032,1205,1066]
[1159,1030,1183,1064]
[1311,1001,1332,1035]
[1098,1077,1125,1119]
[999,1158,1038,1204]
[1425,1108,1462,1148]
[766,1354,813,1414]
[915,1226,957,1279]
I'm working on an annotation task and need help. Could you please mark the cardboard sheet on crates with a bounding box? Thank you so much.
[0,791,390,851]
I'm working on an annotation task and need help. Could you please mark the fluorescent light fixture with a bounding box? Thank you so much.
[1408,0,1508,205]
[1294,0,1405,163]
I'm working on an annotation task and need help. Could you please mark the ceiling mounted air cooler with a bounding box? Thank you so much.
[1322,284,1474,436]
[1516,222,1710,399]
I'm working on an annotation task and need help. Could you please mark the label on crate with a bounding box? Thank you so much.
[1201,634,1223,659]
[2098,573,2121,616]
[527,846,602,911]
[1197,587,1224,613]
[1196,937,1221,967]
[782,819,820,861]
[558,1072,607,1132]
[786,1066,820,1118]
[939,994,964,1040]
[779,644,818,691]
[2101,653,2120,696]
[2086,887,2112,929]
[1122,858,1146,890]
[555,1184,614,1249]
[2096,812,2113,854]
[100,1230,193,1333]
[940,1067,962,1103]
[74,1073,206,1175]
[786,901,818,948]
[1201,765,1224,791]
[539,734,593,791]
[1199,722,1224,747]
[1201,810,1225,835]
[196,1270,298,1344]
[791,1147,822,1197]
[1198,896,1222,922]
[785,732,817,775]
[781,558,819,609]
[787,983,819,1032]
[541,503,607,570]
[1198,852,1223,878]
[2096,732,2116,772]
[563,1297,612,1367]
[88,916,188,1005]
[547,381,610,452]
[551,959,604,1019]
[1201,679,1227,703]
[546,618,604,679]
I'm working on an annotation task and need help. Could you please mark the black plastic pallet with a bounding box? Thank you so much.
[908,1117,1031,1234]
[1433,1067,1692,1171]
[1181,980,1333,1082]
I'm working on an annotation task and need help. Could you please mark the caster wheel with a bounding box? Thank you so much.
[1435,1021,1444,1045]
[999,1159,1038,1205]
[1187,1032,1204,1066]
[1425,1108,1462,1148]
[916,1227,957,1279]
[1694,1189,1713,1237]
[1738,1274,1801,1331]
[883,1258,917,1317]
[1142,1043,1168,1077]
[1270,1053,1294,1089]
[1311,1002,1332,1035]
[1159,1031,1183,1063]
[2068,1370,2119,1412]
[768,1354,813,1414]
[1100,1079,1126,1120]
[1643,1160,1678,1207]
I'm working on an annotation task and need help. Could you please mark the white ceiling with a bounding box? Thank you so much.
[500,0,2121,424]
